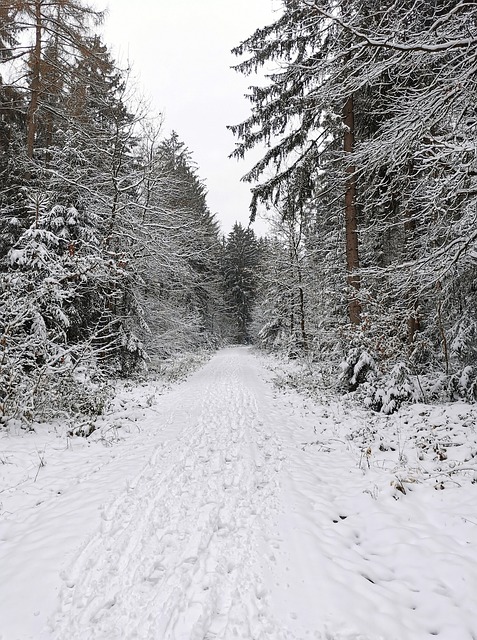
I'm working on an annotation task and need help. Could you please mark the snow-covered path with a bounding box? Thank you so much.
[2,347,477,640]
[53,348,287,639]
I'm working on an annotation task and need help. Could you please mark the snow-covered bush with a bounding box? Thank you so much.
[117,327,147,377]
[339,347,378,392]
[0,199,142,423]
[155,349,212,383]
[365,362,420,414]
[448,366,477,403]
[449,314,477,367]
[256,316,286,350]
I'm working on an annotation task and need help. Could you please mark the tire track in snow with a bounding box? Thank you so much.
[52,349,293,640]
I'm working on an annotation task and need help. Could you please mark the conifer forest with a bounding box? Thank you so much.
[233,0,477,411]
[3,0,477,423]
[0,1,260,421]
[3,3,477,639]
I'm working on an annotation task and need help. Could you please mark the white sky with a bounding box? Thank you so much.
[95,0,280,236]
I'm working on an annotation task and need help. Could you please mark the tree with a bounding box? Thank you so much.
[0,0,105,258]
[0,197,113,420]
[7,0,103,159]
[130,130,225,359]
[322,0,477,370]
[223,223,260,344]
[230,1,365,326]
[0,3,234,424]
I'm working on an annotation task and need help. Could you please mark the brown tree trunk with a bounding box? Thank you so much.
[343,94,361,325]
[26,0,42,159]
[407,308,420,345]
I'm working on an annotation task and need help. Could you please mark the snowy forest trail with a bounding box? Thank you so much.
[2,347,477,640]
[53,347,288,640]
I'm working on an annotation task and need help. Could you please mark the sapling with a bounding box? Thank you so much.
[34,447,46,482]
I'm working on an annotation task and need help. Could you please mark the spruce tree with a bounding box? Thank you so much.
[223,223,260,344]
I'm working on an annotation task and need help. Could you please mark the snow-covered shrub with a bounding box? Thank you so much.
[339,347,378,392]
[0,198,144,423]
[365,362,420,414]
[255,319,306,361]
[117,327,147,377]
[0,264,111,422]
[156,349,212,383]
[449,314,477,364]
[62,377,111,417]
[448,366,477,403]
[256,317,286,350]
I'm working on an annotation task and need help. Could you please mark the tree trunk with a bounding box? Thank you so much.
[298,280,307,350]
[27,0,42,159]
[404,210,420,345]
[343,94,361,325]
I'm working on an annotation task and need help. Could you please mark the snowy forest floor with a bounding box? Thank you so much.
[1,347,477,640]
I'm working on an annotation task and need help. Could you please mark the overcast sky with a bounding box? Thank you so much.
[95,0,280,236]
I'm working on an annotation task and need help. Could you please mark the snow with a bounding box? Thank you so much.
[1,347,477,639]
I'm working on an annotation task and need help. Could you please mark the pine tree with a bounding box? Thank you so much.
[10,0,104,160]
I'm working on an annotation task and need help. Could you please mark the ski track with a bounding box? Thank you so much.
[52,349,292,640]
[5,346,476,640]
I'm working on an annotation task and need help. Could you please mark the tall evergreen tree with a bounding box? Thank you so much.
[223,223,260,344]
[229,1,367,326]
